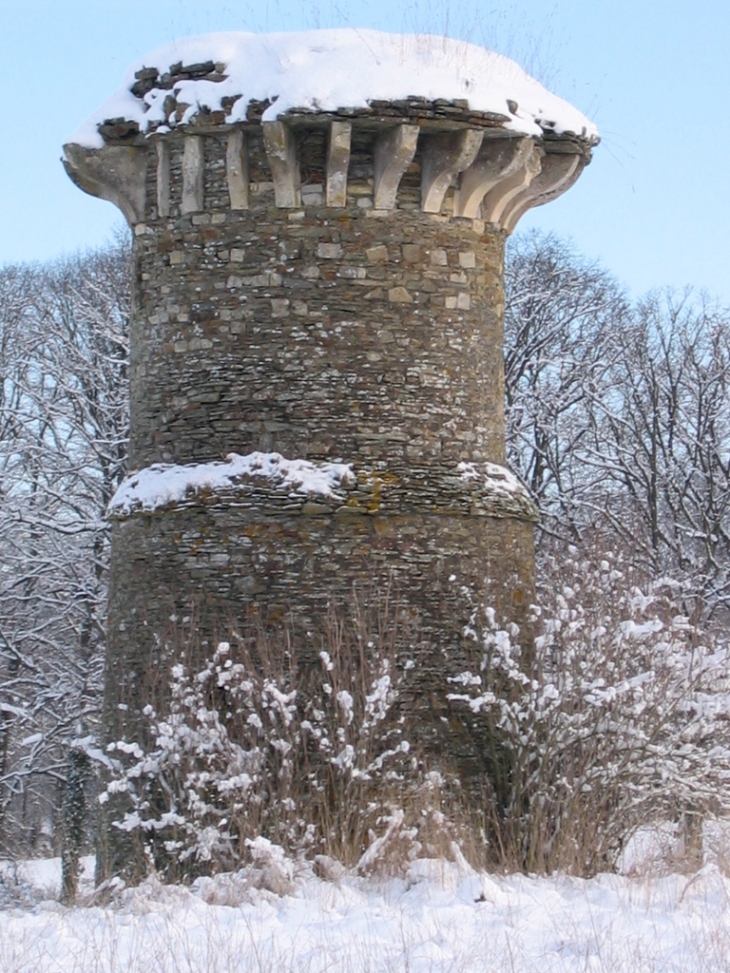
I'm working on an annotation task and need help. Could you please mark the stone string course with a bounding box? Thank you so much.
[109,458,538,523]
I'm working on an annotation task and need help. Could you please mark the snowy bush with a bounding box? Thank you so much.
[102,628,433,878]
[448,550,730,875]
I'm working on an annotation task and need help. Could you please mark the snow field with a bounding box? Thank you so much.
[2,854,730,972]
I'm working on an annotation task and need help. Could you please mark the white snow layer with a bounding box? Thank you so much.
[108,452,355,516]
[69,29,597,149]
[4,853,730,972]
[457,460,527,495]
[108,453,530,516]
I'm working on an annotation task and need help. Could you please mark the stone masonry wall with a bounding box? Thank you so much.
[108,508,535,728]
[88,116,548,881]
[129,135,506,472]
[105,121,538,760]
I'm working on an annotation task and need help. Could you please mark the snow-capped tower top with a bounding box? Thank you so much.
[67,29,598,146]
[63,28,596,229]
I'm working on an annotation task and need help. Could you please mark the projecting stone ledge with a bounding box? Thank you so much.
[62,143,147,225]
[107,454,539,523]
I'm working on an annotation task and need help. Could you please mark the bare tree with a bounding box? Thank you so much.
[0,241,130,885]
[504,232,628,540]
[1,228,728,884]
[586,292,730,619]
[505,232,730,620]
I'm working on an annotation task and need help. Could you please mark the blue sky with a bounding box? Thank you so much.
[1,0,729,303]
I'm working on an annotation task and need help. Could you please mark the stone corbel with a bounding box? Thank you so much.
[373,124,419,210]
[420,129,483,214]
[226,130,249,210]
[262,121,301,208]
[454,137,534,220]
[181,136,205,213]
[62,143,148,226]
[479,141,543,225]
[156,141,170,218]
[326,121,352,208]
[501,153,585,234]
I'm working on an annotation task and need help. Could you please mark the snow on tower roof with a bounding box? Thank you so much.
[69,29,598,149]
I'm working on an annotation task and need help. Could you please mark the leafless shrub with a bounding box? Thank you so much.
[102,602,472,881]
[448,548,730,875]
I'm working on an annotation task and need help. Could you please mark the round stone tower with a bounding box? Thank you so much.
[64,29,596,876]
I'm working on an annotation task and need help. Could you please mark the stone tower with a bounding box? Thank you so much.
[64,30,596,876]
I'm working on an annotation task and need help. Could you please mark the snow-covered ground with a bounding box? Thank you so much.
[2,849,730,972]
